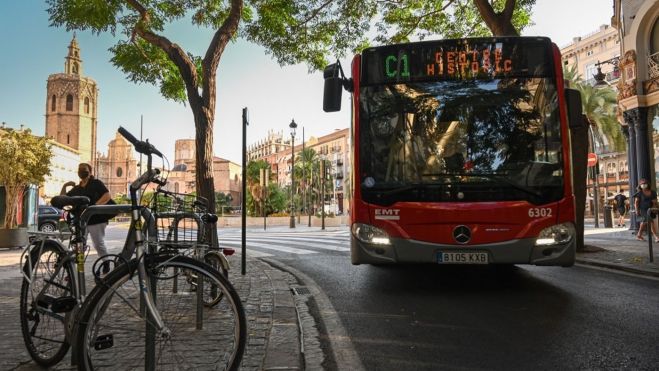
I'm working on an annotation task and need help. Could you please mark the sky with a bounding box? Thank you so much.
[0,0,614,165]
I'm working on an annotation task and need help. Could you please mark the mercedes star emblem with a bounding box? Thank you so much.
[453,225,471,244]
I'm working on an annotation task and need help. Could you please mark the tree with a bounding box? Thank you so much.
[563,64,625,152]
[46,0,535,231]
[375,0,535,43]
[0,129,52,229]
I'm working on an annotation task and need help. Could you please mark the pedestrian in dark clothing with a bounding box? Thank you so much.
[634,178,659,242]
[60,163,112,273]
[614,192,627,227]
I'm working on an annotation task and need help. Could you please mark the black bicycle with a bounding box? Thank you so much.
[20,127,246,370]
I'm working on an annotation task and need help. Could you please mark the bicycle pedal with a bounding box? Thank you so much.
[94,334,114,350]
[51,296,77,313]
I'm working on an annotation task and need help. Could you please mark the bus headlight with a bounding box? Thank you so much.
[535,223,575,246]
[352,223,391,245]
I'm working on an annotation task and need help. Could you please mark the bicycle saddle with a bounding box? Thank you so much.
[51,195,91,209]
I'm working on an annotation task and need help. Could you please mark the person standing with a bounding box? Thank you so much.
[634,178,659,242]
[60,163,112,273]
[613,191,627,227]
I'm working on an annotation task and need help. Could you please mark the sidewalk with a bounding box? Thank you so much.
[0,234,323,370]
[579,220,659,278]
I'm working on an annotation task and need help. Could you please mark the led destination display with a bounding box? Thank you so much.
[361,37,554,85]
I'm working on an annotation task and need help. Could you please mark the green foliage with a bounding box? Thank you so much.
[0,129,53,229]
[246,159,270,184]
[112,193,130,204]
[375,0,535,44]
[109,40,195,103]
[563,64,625,152]
[215,191,233,213]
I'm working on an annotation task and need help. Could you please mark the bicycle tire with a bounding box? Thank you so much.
[202,251,229,307]
[20,241,74,367]
[75,254,246,370]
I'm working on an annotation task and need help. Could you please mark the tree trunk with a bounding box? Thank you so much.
[473,0,520,36]
[2,185,20,229]
[192,106,218,249]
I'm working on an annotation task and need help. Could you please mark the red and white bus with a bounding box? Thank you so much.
[323,37,583,266]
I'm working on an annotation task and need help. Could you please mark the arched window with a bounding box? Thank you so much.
[51,95,56,111]
[116,167,123,177]
[66,94,73,111]
[84,97,90,114]
[67,134,70,144]
[72,62,78,74]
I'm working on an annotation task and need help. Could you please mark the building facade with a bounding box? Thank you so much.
[612,0,659,227]
[249,128,350,214]
[42,140,80,200]
[166,139,242,206]
[95,132,138,196]
[45,35,98,164]
[561,24,629,215]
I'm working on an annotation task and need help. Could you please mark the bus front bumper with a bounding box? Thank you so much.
[351,236,575,267]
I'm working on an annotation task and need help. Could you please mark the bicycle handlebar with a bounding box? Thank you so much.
[118,126,163,158]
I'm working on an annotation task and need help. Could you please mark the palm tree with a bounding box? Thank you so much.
[296,148,318,215]
[577,82,625,152]
[563,64,626,152]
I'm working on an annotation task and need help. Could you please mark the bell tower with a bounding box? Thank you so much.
[45,34,98,164]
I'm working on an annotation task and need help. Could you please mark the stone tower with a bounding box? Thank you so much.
[45,34,98,164]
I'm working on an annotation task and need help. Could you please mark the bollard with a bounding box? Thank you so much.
[647,208,657,263]
[603,205,614,228]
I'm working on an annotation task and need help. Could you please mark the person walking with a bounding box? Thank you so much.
[614,191,627,227]
[60,163,113,273]
[634,178,659,242]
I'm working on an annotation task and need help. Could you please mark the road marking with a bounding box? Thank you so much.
[221,236,349,252]
[220,240,317,254]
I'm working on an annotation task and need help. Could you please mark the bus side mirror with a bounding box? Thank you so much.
[323,63,343,112]
[565,88,584,129]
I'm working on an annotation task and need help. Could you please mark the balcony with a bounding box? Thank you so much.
[645,51,659,95]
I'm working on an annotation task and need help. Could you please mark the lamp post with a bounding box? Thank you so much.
[589,124,601,228]
[289,119,297,228]
[593,57,620,89]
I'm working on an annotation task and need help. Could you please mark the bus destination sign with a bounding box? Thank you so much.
[362,37,553,85]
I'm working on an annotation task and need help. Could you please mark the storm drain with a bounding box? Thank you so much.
[291,287,311,296]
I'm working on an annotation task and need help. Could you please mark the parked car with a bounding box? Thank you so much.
[38,206,64,232]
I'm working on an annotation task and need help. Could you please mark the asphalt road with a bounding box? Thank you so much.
[212,227,659,371]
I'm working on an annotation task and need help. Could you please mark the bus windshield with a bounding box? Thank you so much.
[358,77,564,205]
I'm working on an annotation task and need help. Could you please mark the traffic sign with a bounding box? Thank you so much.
[587,153,598,167]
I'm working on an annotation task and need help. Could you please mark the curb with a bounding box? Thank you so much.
[576,257,659,278]
[263,257,366,371]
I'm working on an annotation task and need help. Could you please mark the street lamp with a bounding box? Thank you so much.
[593,57,620,89]
[289,119,297,228]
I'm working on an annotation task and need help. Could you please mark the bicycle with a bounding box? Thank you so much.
[20,127,246,370]
[151,188,234,306]
[20,194,133,367]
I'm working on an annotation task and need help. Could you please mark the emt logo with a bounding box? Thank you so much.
[374,209,400,220]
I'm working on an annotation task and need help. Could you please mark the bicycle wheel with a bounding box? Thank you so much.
[202,251,229,307]
[76,254,246,371]
[20,242,74,367]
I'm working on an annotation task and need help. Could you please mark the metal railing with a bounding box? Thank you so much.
[649,51,659,80]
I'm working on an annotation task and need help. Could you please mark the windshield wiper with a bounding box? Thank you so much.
[442,172,543,198]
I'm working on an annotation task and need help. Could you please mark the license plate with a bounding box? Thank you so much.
[437,252,489,264]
